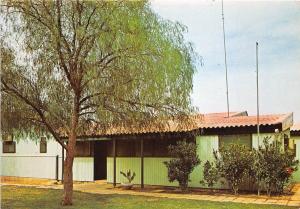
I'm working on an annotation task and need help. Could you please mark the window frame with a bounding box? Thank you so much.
[2,141,16,153]
[218,134,252,149]
[107,137,196,158]
[40,137,47,153]
[75,141,93,157]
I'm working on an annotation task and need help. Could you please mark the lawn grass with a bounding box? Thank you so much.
[1,185,297,209]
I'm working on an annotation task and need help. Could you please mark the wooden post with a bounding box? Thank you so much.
[56,155,59,182]
[113,138,116,187]
[62,144,64,182]
[141,138,144,189]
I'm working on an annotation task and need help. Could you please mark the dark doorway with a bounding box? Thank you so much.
[94,140,108,180]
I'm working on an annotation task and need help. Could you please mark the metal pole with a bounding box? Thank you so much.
[222,0,230,117]
[256,42,261,196]
[256,42,260,144]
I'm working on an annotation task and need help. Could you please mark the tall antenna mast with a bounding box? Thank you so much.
[256,42,260,143]
[221,0,230,117]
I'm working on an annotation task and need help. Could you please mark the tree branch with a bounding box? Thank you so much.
[1,79,68,150]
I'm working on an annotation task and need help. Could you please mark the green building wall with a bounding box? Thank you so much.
[252,130,288,150]
[292,136,300,182]
[107,136,219,187]
[107,157,177,186]
[106,131,291,188]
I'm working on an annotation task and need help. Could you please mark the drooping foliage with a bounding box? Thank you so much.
[1,0,197,138]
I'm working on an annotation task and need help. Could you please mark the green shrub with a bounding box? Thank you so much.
[252,138,299,196]
[213,144,253,195]
[200,160,219,188]
[164,140,200,191]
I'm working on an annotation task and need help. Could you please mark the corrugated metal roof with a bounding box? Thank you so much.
[82,114,204,136]
[75,111,293,137]
[200,112,292,129]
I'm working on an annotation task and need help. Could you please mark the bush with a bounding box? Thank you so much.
[252,138,299,196]
[200,160,219,188]
[213,144,253,195]
[164,140,200,191]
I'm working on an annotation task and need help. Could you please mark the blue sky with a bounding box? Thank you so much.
[151,0,300,123]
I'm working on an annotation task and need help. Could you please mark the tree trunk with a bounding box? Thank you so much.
[257,179,261,196]
[179,179,188,192]
[62,95,79,206]
[233,184,238,195]
[62,132,76,205]
[62,149,74,205]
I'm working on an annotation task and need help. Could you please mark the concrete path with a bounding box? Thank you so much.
[71,181,300,207]
[2,178,300,207]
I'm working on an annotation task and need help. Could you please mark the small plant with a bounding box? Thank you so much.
[200,160,219,188]
[164,140,200,192]
[120,170,136,184]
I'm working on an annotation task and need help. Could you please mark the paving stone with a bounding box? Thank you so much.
[290,195,300,201]
[276,200,289,205]
[287,201,300,206]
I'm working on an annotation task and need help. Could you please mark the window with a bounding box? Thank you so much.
[75,141,92,157]
[284,134,289,150]
[2,134,16,153]
[40,137,47,153]
[153,138,177,157]
[116,139,140,157]
[3,141,16,153]
[219,134,252,148]
[107,137,196,157]
[143,139,154,157]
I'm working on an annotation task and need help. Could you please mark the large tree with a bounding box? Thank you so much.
[0,0,196,205]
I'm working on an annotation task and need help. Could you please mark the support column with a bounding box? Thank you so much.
[113,138,116,187]
[141,138,144,189]
[62,144,64,182]
[56,155,59,182]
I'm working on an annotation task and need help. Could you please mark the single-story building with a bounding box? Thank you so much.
[291,124,300,182]
[0,111,295,189]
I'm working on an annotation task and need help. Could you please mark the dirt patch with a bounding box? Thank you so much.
[1,176,58,186]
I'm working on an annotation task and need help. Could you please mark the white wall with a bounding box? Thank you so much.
[0,138,62,157]
[73,157,94,181]
[0,139,94,181]
[1,156,58,179]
